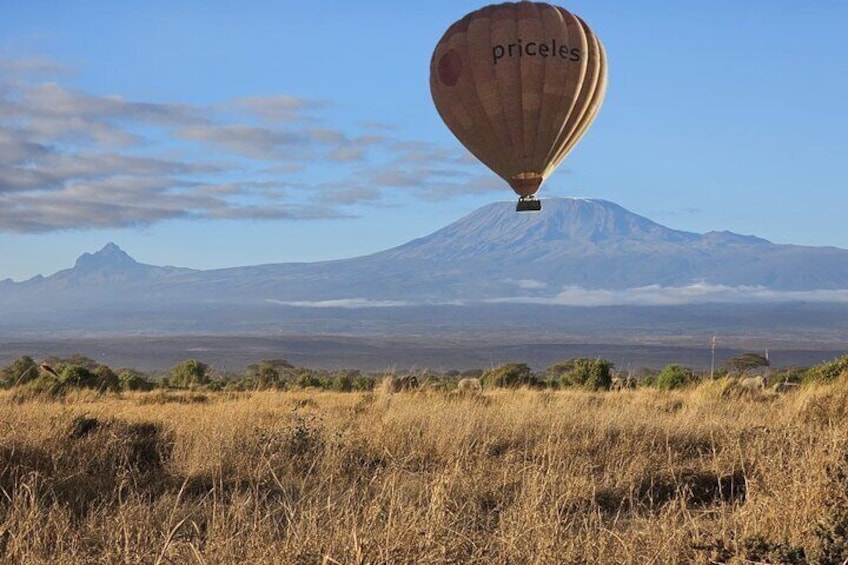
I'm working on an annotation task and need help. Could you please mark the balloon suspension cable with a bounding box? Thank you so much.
[516,194,542,212]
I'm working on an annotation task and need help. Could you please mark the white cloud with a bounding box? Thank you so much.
[0,56,503,233]
[265,284,848,308]
[177,124,309,160]
[517,279,548,290]
[0,128,50,165]
[229,95,327,122]
[266,298,415,308]
[0,57,73,76]
[485,284,848,306]
[314,183,382,205]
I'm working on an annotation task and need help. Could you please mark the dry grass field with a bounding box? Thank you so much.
[2,379,848,564]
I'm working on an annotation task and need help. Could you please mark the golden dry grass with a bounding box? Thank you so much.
[1,380,848,564]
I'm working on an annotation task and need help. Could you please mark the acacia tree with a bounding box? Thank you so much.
[245,359,294,389]
[725,353,770,374]
[256,363,280,388]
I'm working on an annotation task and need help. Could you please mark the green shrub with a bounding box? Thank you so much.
[656,364,695,390]
[93,365,121,391]
[256,366,280,389]
[483,363,539,389]
[331,373,354,392]
[353,376,375,391]
[34,362,123,392]
[0,355,39,388]
[205,380,226,392]
[22,374,65,398]
[294,373,323,389]
[770,367,806,385]
[168,359,210,388]
[118,369,154,392]
[550,358,613,390]
[59,365,99,388]
[224,379,252,392]
[803,354,848,384]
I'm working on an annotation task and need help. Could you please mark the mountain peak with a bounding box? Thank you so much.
[529,197,687,242]
[73,243,139,271]
[461,197,696,241]
[383,197,699,262]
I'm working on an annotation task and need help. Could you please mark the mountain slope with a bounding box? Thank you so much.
[2,199,848,322]
[367,198,848,292]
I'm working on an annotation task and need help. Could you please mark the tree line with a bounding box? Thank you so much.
[1,350,845,397]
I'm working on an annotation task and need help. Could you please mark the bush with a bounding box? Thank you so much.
[656,364,695,390]
[0,355,39,388]
[353,375,375,391]
[205,379,226,392]
[256,366,280,389]
[331,373,354,392]
[294,373,323,389]
[483,363,539,389]
[94,365,121,391]
[168,359,210,388]
[803,354,848,384]
[224,379,253,392]
[770,367,806,385]
[118,369,154,392]
[551,358,613,390]
[21,361,124,393]
[17,373,65,399]
[58,365,100,389]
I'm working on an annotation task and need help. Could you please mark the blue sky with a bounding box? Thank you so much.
[1,0,846,281]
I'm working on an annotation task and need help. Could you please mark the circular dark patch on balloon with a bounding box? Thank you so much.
[438,50,462,87]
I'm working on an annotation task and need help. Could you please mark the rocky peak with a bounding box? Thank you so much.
[73,243,139,271]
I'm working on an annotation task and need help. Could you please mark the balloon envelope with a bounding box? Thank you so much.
[430,2,607,199]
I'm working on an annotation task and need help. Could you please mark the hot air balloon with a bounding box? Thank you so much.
[430,2,607,211]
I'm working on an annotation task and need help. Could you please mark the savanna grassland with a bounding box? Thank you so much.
[2,379,848,564]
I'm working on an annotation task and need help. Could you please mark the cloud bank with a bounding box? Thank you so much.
[0,56,495,233]
[265,298,416,308]
[486,284,848,306]
[265,284,848,308]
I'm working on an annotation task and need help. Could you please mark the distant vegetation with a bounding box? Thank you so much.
[0,350,847,563]
[0,350,841,398]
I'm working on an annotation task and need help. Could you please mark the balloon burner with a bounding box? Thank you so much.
[516,195,542,212]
